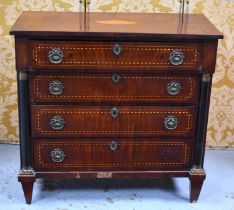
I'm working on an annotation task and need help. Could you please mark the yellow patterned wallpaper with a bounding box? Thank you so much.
[0,0,233,148]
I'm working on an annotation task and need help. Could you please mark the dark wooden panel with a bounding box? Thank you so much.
[17,72,31,169]
[31,105,197,138]
[30,41,202,71]
[10,12,223,39]
[33,139,192,171]
[30,73,200,104]
[193,74,213,167]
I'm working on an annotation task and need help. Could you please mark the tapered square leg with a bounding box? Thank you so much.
[21,181,34,204]
[18,169,36,204]
[189,168,206,203]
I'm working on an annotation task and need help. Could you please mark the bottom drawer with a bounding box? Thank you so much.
[33,139,192,171]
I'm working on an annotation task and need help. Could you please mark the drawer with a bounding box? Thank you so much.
[31,106,197,138]
[30,73,200,104]
[33,139,192,171]
[30,41,202,71]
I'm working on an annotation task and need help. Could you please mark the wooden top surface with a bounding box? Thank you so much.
[10,11,223,39]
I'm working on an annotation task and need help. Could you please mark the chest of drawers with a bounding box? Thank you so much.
[10,11,222,204]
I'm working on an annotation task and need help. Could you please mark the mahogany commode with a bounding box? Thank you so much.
[10,11,223,204]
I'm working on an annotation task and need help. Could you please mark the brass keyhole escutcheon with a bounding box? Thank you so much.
[109,141,118,151]
[112,73,121,83]
[110,107,119,118]
[113,43,122,56]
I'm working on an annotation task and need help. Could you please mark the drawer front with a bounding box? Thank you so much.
[31,106,197,138]
[30,73,200,103]
[30,41,202,71]
[33,139,192,171]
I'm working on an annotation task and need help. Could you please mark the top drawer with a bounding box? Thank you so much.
[30,41,202,71]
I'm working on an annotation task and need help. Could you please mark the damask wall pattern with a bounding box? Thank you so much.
[0,0,233,148]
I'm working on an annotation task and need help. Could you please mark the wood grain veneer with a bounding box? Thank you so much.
[29,73,200,104]
[10,11,222,204]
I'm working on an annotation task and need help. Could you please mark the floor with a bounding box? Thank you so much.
[0,144,233,210]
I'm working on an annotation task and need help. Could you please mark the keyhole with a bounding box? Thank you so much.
[109,141,118,151]
[112,73,121,83]
[113,44,122,56]
[110,107,119,118]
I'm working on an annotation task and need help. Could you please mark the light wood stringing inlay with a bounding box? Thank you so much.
[33,75,196,100]
[35,109,193,135]
[36,142,189,168]
[32,44,200,67]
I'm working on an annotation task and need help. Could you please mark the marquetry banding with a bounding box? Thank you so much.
[35,110,193,135]
[33,44,200,66]
[33,75,196,100]
[36,142,189,168]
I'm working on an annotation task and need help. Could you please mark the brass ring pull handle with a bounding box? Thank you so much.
[48,48,64,64]
[50,148,66,163]
[109,141,118,151]
[110,107,119,118]
[164,115,178,130]
[169,50,184,66]
[113,43,122,56]
[49,115,65,130]
[112,73,121,83]
[166,81,182,95]
[49,80,64,95]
